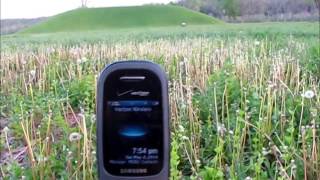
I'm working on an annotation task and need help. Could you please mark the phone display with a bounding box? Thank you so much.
[104,70,163,176]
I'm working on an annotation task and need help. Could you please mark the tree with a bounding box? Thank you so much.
[223,0,240,18]
[177,0,202,11]
[314,0,320,9]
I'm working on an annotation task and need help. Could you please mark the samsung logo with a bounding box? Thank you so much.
[120,168,147,174]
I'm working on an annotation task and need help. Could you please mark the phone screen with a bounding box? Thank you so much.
[103,69,163,176]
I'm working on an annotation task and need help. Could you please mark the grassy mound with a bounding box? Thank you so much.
[21,5,221,33]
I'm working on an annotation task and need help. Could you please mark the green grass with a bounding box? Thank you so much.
[2,22,318,50]
[20,5,221,34]
[0,21,319,179]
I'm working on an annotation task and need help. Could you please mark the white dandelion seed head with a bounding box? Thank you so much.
[77,57,88,64]
[217,122,226,136]
[262,150,269,156]
[69,132,82,142]
[301,90,315,99]
[181,136,189,141]
[178,125,185,132]
[291,163,297,169]
[45,136,50,141]
[68,151,72,156]
[29,69,36,77]
[3,126,10,133]
[91,115,96,123]
[180,102,187,109]
[245,176,252,180]
[181,22,187,27]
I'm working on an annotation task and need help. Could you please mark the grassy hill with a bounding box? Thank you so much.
[20,5,221,33]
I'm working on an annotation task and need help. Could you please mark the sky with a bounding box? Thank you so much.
[1,0,174,19]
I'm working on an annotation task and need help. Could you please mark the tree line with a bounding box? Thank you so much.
[173,0,319,21]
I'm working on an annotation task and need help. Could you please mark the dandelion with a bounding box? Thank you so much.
[178,125,185,132]
[77,57,88,64]
[37,155,48,163]
[67,151,73,157]
[254,41,260,46]
[195,159,201,164]
[45,136,50,142]
[29,70,36,77]
[181,22,187,27]
[267,82,277,89]
[301,90,315,99]
[69,132,82,142]
[228,130,234,135]
[91,115,96,123]
[279,167,287,178]
[301,126,306,135]
[217,122,226,136]
[291,160,297,170]
[262,147,269,156]
[245,176,252,180]
[181,136,189,141]
[180,102,187,109]
[3,126,9,133]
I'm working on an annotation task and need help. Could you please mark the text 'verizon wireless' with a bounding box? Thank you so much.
[97,60,169,180]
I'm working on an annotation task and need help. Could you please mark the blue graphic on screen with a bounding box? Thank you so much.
[119,125,147,138]
[108,100,159,138]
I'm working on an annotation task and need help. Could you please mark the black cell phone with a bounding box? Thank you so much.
[96,60,169,180]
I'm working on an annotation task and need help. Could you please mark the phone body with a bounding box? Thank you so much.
[97,60,169,180]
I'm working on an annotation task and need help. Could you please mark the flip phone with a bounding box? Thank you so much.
[97,60,169,179]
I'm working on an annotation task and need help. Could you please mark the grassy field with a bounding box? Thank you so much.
[0,21,319,179]
[20,5,221,34]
